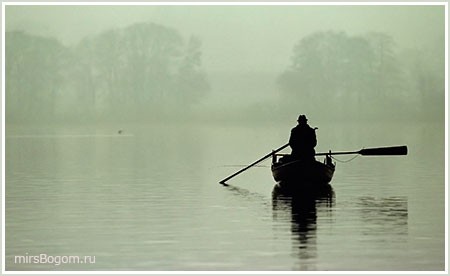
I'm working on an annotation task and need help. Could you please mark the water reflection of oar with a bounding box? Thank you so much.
[315,145,408,156]
[219,143,289,185]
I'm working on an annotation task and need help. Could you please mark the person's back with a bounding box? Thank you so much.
[289,115,317,161]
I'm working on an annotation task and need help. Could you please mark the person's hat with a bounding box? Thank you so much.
[297,115,308,122]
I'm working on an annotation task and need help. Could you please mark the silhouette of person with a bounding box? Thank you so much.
[289,115,317,161]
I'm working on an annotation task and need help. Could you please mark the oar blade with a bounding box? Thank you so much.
[359,145,408,156]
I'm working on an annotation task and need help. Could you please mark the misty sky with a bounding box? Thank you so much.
[6,4,444,74]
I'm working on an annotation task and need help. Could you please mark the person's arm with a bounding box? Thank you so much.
[289,129,296,149]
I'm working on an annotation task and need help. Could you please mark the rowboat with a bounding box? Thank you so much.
[271,155,335,183]
[271,153,336,192]
[219,145,407,187]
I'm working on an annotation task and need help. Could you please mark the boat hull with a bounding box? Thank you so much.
[271,159,335,185]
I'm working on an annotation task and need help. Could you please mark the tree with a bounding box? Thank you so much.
[399,39,445,120]
[6,22,211,124]
[277,31,406,121]
[175,35,210,107]
[75,22,210,120]
[364,32,405,102]
[74,29,126,119]
[6,31,67,123]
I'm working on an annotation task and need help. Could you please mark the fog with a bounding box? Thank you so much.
[5,4,445,125]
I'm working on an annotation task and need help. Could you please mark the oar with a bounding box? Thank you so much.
[315,145,408,156]
[219,143,289,185]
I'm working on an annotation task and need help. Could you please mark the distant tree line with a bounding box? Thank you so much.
[6,27,444,124]
[6,22,210,123]
[277,31,444,122]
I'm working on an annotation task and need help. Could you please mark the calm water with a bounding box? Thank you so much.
[5,122,445,271]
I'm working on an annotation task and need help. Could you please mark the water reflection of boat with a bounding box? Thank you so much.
[273,180,335,198]
[272,182,335,205]
[272,184,335,269]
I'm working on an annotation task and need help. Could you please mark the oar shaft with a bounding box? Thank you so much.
[315,150,359,156]
[219,143,289,184]
[316,145,408,156]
